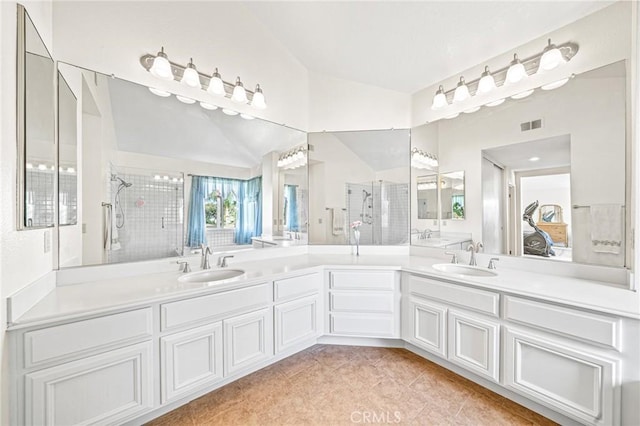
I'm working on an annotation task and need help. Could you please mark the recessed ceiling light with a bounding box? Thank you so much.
[529,156,540,162]
[485,98,505,107]
[199,102,218,110]
[222,108,239,116]
[176,95,195,104]
[511,89,535,100]
[149,87,171,97]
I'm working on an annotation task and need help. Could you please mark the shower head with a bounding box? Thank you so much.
[362,189,372,200]
[116,177,133,188]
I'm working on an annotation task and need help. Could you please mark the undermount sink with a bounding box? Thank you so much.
[178,269,245,283]
[432,263,498,278]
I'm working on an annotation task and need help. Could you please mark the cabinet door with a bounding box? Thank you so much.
[275,295,320,354]
[447,310,499,382]
[406,297,447,357]
[161,322,223,403]
[505,328,619,426]
[25,342,153,426]
[224,308,273,376]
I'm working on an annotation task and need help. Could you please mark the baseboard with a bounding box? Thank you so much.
[317,335,404,348]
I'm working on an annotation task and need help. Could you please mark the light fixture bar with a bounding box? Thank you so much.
[441,41,578,101]
[140,53,258,102]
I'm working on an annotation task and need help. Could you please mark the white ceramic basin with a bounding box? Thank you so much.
[178,269,245,283]
[432,263,498,278]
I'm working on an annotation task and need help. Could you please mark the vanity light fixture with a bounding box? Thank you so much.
[541,77,571,91]
[181,58,201,88]
[431,85,448,110]
[199,101,218,110]
[231,77,248,103]
[141,49,267,109]
[510,89,535,99]
[149,87,171,97]
[411,148,438,169]
[429,40,578,117]
[149,47,173,80]
[277,146,307,169]
[453,77,471,103]
[485,98,505,107]
[538,39,565,72]
[222,108,239,116]
[506,54,527,84]
[477,66,497,93]
[176,95,196,104]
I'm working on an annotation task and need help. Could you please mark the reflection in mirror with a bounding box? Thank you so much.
[280,154,308,242]
[58,72,78,226]
[308,130,409,246]
[441,171,465,220]
[433,60,627,268]
[18,5,55,229]
[57,63,306,268]
[416,174,438,220]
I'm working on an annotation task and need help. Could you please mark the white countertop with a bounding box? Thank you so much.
[10,254,640,329]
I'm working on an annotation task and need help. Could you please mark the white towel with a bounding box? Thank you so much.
[590,204,622,254]
[331,208,345,236]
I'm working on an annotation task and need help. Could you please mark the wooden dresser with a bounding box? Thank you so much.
[536,222,568,247]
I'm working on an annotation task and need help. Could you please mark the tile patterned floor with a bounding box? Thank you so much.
[147,345,557,425]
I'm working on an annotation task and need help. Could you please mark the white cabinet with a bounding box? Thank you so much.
[160,322,223,403]
[447,310,500,382]
[224,308,273,376]
[25,341,153,426]
[327,270,400,338]
[504,328,619,426]
[275,294,321,354]
[404,296,447,357]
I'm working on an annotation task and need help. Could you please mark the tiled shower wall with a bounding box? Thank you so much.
[25,169,77,227]
[108,170,184,263]
[345,181,409,245]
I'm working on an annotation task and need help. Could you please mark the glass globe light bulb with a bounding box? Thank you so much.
[149,47,173,81]
[539,39,565,72]
[207,68,225,96]
[181,59,201,88]
[250,84,267,109]
[231,77,248,103]
[477,66,497,93]
[453,77,470,103]
[506,54,528,84]
[431,85,448,110]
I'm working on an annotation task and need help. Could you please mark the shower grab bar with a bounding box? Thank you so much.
[572,204,626,209]
[102,202,112,250]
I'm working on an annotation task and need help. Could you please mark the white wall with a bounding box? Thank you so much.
[52,1,310,131]
[0,2,54,424]
[308,71,411,132]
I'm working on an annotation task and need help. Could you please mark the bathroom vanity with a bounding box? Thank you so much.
[7,251,639,426]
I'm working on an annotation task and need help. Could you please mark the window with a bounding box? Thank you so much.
[205,190,237,228]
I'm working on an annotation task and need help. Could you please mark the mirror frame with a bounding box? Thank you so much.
[16,4,57,231]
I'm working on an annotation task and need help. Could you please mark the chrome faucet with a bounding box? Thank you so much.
[420,229,432,239]
[176,260,191,273]
[201,245,212,269]
[488,258,499,269]
[467,242,484,266]
[218,255,234,267]
[445,251,458,264]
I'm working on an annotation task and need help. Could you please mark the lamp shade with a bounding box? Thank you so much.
[477,66,496,93]
[181,59,200,88]
[149,47,173,80]
[251,84,267,109]
[431,85,447,110]
[207,68,225,96]
[539,39,565,72]
[453,77,470,103]
[506,54,527,84]
[232,77,248,103]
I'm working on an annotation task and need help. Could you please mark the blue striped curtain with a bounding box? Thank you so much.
[285,184,299,232]
[186,176,208,247]
[235,176,262,244]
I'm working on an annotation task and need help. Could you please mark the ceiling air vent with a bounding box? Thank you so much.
[520,119,543,132]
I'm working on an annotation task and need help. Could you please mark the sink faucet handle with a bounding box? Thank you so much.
[176,261,191,273]
[444,251,458,264]
[476,242,484,252]
[488,258,499,269]
[218,255,234,267]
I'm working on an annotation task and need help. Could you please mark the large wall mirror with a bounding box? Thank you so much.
[308,129,410,246]
[411,60,630,268]
[17,5,55,229]
[56,62,306,268]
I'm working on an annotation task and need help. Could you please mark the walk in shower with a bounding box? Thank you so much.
[345,181,409,245]
[105,166,184,263]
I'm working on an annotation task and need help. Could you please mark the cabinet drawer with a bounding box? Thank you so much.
[330,291,394,313]
[329,270,396,290]
[504,296,620,350]
[161,284,271,331]
[330,312,395,337]
[274,273,321,302]
[409,275,499,317]
[24,308,153,368]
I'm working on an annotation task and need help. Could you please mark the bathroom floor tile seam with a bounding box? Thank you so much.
[146,344,557,426]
